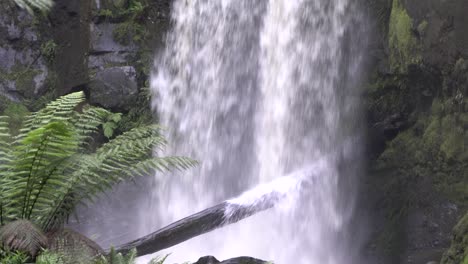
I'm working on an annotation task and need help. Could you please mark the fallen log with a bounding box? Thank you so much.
[114,192,281,257]
[114,169,312,257]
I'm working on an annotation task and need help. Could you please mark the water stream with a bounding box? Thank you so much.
[144,0,368,263]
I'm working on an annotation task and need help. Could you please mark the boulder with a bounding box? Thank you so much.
[193,256,269,264]
[90,23,136,53]
[89,66,138,110]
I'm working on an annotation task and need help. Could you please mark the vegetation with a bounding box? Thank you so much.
[0,248,30,264]
[40,40,58,64]
[108,0,149,46]
[0,91,196,262]
[441,213,468,264]
[12,0,53,13]
[95,248,169,264]
[388,0,421,72]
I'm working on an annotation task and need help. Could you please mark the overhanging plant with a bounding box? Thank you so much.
[0,92,196,256]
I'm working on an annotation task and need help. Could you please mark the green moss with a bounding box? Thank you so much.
[388,0,421,73]
[98,8,114,18]
[0,95,10,113]
[417,20,428,36]
[372,96,468,256]
[40,40,58,64]
[365,75,415,123]
[377,94,468,207]
[0,64,41,99]
[441,213,468,264]
[112,21,147,46]
[3,102,30,135]
[116,88,152,133]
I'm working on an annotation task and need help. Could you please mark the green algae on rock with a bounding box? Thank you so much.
[441,213,468,264]
[388,0,421,73]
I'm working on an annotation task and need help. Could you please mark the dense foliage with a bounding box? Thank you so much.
[0,91,195,262]
[12,0,53,13]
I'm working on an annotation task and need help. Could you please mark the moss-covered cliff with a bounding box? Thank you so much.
[365,0,468,263]
[441,212,468,264]
[0,0,172,131]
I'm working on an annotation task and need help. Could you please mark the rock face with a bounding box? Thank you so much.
[193,256,269,264]
[365,0,468,263]
[89,66,138,110]
[0,3,49,101]
[441,213,468,264]
[0,0,171,113]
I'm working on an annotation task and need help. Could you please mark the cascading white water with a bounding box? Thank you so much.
[145,0,367,263]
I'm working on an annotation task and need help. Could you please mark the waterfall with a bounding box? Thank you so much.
[146,0,367,263]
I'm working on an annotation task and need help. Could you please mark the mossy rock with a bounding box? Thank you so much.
[100,0,129,13]
[388,0,421,73]
[0,64,44,99]
[441,213,468,264]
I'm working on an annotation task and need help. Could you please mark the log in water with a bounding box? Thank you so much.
[115,170,311,257]
[115,198,276,256]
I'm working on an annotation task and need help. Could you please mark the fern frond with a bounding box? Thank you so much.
[40,125,196,229]
[36,249,65,264]
[21,91,85,136]
[73,106,112,149]
[1,91,196,234]
[0,116,12,166]
[2,121,78,223]
[148,254,170,264]
[13,0,54,14]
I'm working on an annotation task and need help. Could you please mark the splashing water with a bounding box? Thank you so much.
[144,0,367,263]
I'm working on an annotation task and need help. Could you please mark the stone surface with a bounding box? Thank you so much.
[90,23,137,53]
[49,0,92,93]
[193,256,268,264]
[89,66,138,110]
[365,1,468,264]
[0,7,49,101]
[401,0,468,67]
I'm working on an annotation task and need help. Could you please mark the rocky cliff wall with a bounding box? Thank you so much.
[365,0,468,263]
[0,0,172,124]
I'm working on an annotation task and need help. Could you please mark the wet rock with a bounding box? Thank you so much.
[194,256,220,264]
[90,23,137,53]
[401,0,468,66]
[193,256,269,264]
[88,52,128,71]
[0,45,49,100]
[88,22,138,72]
[220,257,269,264]
[89,66,138,110]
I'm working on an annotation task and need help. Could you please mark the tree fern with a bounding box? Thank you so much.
[0,219,47,257]
[0,91,196,232]
[13,0,53,13]
[0,117,12,225]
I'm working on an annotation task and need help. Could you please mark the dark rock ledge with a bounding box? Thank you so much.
[194,256,269,264]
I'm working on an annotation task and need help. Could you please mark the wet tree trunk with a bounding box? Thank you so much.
[114,193,279,257]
